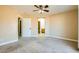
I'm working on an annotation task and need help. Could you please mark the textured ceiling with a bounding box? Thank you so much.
[9,5,77,17]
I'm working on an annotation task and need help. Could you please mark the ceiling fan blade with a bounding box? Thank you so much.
[39,5,43,9]
[34,5,39,8]
[45,5,48,8]
[33,10,38,11]
[43,10,49,12]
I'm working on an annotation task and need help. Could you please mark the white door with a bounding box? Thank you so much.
[22,18,31,37]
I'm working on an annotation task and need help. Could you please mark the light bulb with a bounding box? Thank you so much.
[38,10,44,13]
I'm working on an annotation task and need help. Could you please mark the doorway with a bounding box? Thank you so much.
[38,18,45,36]
[18,17,22,37]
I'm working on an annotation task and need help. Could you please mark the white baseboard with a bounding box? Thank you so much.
[51,35,77,42]
[0,40,18,46]
[39,35,77,42]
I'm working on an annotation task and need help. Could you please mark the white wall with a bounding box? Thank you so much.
[49,10,78,41]
[31,17,38,37]
[0,6,19,45]
[45,17,51,36]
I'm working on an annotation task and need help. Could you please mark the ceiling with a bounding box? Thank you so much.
[9,5,77,17]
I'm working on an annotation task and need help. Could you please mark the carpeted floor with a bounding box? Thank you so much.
[0,37,78,53]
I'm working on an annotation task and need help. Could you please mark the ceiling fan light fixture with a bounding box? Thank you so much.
[38,10,44,13]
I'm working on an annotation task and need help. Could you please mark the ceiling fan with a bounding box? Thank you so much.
[33,5,49,14]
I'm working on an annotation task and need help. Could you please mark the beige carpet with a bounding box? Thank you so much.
[0,37,78,53]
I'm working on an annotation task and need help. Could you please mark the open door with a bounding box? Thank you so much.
[22,18,31,37]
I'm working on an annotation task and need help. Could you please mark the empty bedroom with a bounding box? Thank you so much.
[0,5,78,53]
